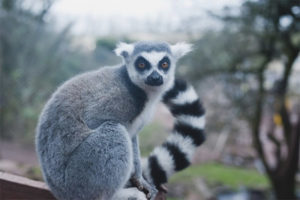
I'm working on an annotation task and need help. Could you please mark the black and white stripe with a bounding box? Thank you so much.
[143,79,206,188]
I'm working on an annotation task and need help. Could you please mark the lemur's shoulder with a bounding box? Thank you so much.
[41,65,148,130]
[49,65,145,104]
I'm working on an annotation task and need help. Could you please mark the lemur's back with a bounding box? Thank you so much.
[38,65,146,135]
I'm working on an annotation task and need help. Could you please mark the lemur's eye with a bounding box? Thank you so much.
[135,56,150,72]
[161,62,169,68]
[138,62,145,68]
[159,57,170,72]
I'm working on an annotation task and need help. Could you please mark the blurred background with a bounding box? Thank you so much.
[0,0,299,199]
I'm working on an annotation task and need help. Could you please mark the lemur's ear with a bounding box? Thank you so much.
[114,42,134,61]
[170,42,193,59]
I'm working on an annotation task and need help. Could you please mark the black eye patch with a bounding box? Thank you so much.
[134,56,151,72]
[158,56,171,72]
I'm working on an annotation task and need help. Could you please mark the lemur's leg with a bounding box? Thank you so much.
[130,136,158,199]
[143,79,206,189]
[131,136,143,178]
[62,121,134,200]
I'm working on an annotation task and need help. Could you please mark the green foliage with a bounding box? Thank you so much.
[170,163,269,189]
[96,37,133,51]
[180,0,300,140]
[1,0,15,11]
[0,2,116,143]
[96,38,119,51]
[94,37,134,66]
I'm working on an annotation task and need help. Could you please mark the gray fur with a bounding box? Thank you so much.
[36,66,148,200]
[132,41,171,56]
[36,41,191,200]
[132,136,142,178]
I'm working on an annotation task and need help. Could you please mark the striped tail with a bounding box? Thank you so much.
[142,79,206,188]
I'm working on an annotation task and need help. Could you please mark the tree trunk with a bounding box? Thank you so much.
[267,108,300,200]
[251,55,300,199]
[272,175,297,200]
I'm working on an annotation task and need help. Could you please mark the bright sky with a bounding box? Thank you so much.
[51,0,242,36]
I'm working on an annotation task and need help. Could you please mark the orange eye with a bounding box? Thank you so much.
[139,63,145,68]
[161,62,169,68]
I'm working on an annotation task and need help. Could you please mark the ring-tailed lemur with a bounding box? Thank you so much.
[143,79,205,189]
[36,41,205,200]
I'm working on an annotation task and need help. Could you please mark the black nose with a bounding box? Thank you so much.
[145,71,163,86]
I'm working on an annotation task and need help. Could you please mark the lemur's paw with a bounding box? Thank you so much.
[130,177,158,200]
[141,179,158,200]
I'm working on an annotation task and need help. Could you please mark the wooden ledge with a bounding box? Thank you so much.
[0,171,56,200]
[0,171,167,200]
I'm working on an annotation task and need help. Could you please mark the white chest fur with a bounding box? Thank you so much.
[127,95,160,136]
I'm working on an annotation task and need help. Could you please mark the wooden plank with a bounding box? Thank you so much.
[0,171,167,200]
[0,171,56,200]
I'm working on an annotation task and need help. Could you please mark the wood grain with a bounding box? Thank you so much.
[0,171,56,200]
[0,171,167,200]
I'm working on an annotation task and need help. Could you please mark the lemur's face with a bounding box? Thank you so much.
[127,51,175,91]
[115,41,192,93]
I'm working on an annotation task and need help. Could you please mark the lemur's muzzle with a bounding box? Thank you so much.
[145,71,163,86]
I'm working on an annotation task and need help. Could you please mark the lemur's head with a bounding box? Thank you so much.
[115,41,192,92]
